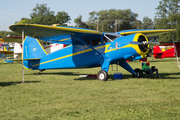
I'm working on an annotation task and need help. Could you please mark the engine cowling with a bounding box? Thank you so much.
[120,33,149,59]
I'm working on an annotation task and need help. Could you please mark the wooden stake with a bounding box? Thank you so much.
[22,27,24,83]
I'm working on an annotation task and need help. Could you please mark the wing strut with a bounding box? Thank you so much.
[104,34,113,42]
[22,27,24,83]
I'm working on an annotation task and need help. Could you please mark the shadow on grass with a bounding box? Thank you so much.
[25,71,180,81]
[158,72,180,79]
[26,72,80,76]
[74,77,98,81]
[73,72,180,81]
[0,81,41,87]
[74,74,134,81]
[121,72,180,80]
[0,63,13,65]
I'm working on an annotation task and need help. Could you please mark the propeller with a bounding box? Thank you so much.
[129,41,159,47]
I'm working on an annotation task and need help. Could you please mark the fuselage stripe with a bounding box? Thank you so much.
[31,44,138,67]
[32,45,107,67]
[59,38,71,41]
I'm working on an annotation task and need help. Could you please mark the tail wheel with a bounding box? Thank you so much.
[133,68,143,78]
[97,70,108,81]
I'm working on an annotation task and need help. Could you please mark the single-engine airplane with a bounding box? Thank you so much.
[0,38,13,57]
[0,46,13,55]
[153,42,180,59]
[9,24,175,81]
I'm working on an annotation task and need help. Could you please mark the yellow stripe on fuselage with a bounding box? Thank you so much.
[59,38,71,41]
[32,37,148,67]
[32,45,106,67]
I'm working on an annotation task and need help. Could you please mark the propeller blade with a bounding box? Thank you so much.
[148,42,159,45]
[148,42,159,47]
[129,41,143,45]
[130,41,159,46]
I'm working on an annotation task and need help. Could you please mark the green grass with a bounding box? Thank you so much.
[0,58,180,119]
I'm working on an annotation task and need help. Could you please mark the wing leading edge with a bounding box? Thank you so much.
[118,29,176,37]
[9,24,176,44]
[9,24,103,44]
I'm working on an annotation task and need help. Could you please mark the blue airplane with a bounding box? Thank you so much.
[9,24,175,81]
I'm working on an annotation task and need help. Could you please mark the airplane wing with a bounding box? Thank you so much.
[157,42,180,46]
[0,38,5,42]
[3,36,22,43]
[0,51,13,55]
[0,46,13,55]
[9,24,103,44]
[9,24,175,44]
[118,29,176,37]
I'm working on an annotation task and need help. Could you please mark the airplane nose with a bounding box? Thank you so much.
[138,35,148,52]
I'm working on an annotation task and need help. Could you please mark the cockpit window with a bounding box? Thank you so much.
[103,33,121,43]
[91,38,101,46]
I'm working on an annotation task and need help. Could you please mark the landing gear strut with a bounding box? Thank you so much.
[37,69,45,75]
[97,70,108,81]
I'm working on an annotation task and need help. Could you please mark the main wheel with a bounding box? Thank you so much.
[133,68,143,78]
[97,70,108,81]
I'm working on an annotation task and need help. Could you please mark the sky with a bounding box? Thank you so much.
[0,0,161,31]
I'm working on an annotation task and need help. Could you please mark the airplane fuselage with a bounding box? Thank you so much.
[28,34,145,70]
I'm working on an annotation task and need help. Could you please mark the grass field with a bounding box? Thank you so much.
[0,58,180,119]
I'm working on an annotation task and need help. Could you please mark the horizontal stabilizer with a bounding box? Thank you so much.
[8,58,41,61]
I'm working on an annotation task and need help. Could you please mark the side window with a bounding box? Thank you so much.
[86,41,91,45]
[92,38,101,46]
[84,41,91,48]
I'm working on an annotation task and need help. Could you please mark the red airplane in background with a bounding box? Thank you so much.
[153,42,180,59]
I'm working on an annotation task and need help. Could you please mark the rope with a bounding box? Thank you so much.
[172,33,180,69]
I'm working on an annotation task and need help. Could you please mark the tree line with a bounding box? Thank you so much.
[1,0,180,42]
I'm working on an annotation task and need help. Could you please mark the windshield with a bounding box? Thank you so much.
[103,33,121,43]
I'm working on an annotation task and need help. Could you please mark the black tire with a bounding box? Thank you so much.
[97,70,108,81]
[133,68,143,78]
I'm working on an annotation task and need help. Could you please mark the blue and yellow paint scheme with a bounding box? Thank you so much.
[0,45,13,57]
[9,24,176,81]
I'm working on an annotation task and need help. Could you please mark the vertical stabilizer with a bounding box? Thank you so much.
[3,47,7,51]
[23,36,47,59]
